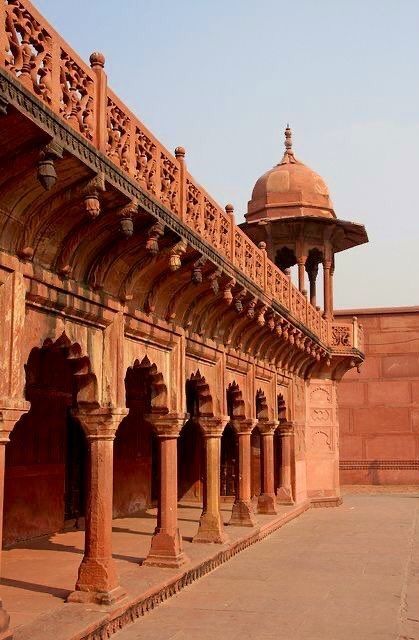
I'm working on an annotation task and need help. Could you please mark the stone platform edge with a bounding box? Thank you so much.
[15,499,324,640]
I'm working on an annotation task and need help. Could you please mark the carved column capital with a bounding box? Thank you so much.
[0,398,30,442]
[230,418,258,435]
[145,412,188,438]
[258,420,279,435]
[0,398,31,444]
[71,405,128,439]
[277,421,295,437]
[198,416,229,437]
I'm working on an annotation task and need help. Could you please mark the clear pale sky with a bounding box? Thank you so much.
[36,0,419,309]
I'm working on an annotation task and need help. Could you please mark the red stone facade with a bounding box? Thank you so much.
[337,307,419,485]
[0,1,366,637]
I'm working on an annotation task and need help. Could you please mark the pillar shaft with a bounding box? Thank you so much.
[0,442,11,640]
[276,426,294,505]
[257,426,277,515]
[194,418,228,543]
[323,260,333,320]
[229,422,256,527]
[0,402,29,640]
[67,407,127,605]
[298,257,306,293]
[144,416,188,567]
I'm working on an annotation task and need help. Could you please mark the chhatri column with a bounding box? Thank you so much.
[68,406,127,605]
[276,423,294,505]
[229,419,257,527]
[0,402,29,640]
[144,414,189,568]
[193,417,229,544]
[323,259,333,320]
[257,421,278,515]
[297,256,307,293]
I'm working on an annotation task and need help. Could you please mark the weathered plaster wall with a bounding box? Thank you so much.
[337,307,419,485]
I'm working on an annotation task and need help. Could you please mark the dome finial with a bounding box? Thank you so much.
[280,123,296,165]
[284,124,292,152]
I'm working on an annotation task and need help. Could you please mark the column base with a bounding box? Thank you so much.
[257,493,277,515]
[228,500,257,527]
[193,511,228,544]
[276,486,294,505]
[67,585,127,606]
[68,557,124,605]
[143,530,189,568]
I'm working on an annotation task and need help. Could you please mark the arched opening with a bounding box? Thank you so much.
[113,356,166,516]
[251,388,268,500]
[220,382,243,499]
[220,423,237,498]
[4,333,94,546]
[177,372,207,502]
[306,248,323,309]
[276,246,298,288]
[250,426,261,498]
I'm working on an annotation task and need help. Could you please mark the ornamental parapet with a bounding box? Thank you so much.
[0,0,360,358]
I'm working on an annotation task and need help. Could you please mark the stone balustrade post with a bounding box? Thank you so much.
[0,401,29,640]
[67,405,127,606]
[228,419,257,527]
[276,423,294,505]
[257,421,278,515]
[193,417,229,544]
[143,413,189,568]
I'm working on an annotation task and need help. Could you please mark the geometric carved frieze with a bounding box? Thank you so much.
[309,385,331,404]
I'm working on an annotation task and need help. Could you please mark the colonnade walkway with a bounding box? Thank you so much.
[3,500,307,639]
[112,494,419,640]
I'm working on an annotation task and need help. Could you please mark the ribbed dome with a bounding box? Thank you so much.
[247,127,335,221]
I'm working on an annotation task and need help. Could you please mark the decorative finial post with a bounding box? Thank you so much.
[284,124,292,152]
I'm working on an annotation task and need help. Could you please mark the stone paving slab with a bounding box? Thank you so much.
[4,500,309,640]
[110,495,419,640]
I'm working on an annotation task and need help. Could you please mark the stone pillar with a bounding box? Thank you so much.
[67,406,127,605]
[229,419,257,527]
[323,259,333,320]
[0,401,29,640]
[297,256,307,293]
[276,423,294,505]
[193,417,228,544]
[144,414,188,568]
[257,421,278,515]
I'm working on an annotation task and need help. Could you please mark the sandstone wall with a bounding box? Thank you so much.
[337,307,419,485]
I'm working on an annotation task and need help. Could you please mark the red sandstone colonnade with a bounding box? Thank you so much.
[0,341,292,617]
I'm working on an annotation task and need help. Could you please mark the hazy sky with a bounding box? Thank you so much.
[36,0,419,309]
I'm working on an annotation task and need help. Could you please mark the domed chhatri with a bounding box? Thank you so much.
[247,125,335,222]
[241,125,368,318]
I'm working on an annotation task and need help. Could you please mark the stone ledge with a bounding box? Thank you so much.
[13,501,310,640]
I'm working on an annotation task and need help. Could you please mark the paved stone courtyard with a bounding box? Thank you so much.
[112,495,419,640]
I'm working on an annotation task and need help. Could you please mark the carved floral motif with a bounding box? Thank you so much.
[134,128,156,194]
[5,0,52,104]
[331,325,351,348]
[160,154,179,214]
[60,50,94,140]
[186,180,202,231]
[106,97,130,169]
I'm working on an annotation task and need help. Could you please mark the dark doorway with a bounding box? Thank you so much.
[220,424,237,497]
[251,427,262,498]
[64,413,87,522]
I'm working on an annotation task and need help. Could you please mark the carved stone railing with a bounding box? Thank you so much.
[0,0,358,352]
[329,318,363,353]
